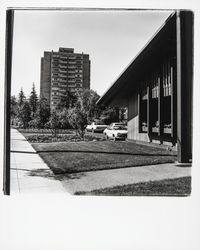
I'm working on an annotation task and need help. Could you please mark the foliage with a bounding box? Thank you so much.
[18,128,74,134]
[56,88,77,110]
[80,89,101,121]
[58,108,72,129]
[56,89,101,132]
[66,90,99,138]
[100,106,119,124]
[36,98,51,128]
[28,118,40,129]
[56,89,102,133]
[67,106,87,138]
[12,86,107,132]
[23,133,105,143]
[10,95,18,118]
[44,121,51,129]
[17,88,26,107]
[49,111,60,137]
[29,83,38,119]
[17,101,31,128]
[27,98,50,129]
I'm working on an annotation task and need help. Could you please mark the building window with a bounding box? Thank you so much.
[151,72,159,133]
[162,57,173,135]
[139,81,148,133]
[138,57,175,137]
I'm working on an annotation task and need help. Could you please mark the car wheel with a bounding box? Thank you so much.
[105,135,109,140]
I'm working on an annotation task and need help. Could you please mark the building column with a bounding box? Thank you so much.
[138,92,141,133]
[176,11,193,163]
[4,10,14,195]
[147,85,152,142]
[158,74,163,139]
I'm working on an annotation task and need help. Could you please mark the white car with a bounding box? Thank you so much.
[109,122,127,128]
[103,125,128,141]
[86,121,108,133]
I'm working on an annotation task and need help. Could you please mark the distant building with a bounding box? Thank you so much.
[40,47,90,109]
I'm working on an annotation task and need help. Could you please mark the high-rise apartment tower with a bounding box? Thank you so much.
[40,47,90,109]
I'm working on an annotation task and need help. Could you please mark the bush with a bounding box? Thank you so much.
[24,133,106,143]
[44,121,51,129]
[28,119,39,129]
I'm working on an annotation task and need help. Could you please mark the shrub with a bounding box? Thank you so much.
[24,133,106,143]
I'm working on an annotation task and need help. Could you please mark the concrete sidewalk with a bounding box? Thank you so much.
[60,162,191,194]
[10,129,67,194]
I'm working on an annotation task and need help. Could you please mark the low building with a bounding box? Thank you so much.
[97,11,193,163]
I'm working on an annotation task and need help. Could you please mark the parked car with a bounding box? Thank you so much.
[109,122,127,129]
[103,124,128,141]
[86,121,108,133]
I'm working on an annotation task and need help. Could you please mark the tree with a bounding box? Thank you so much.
[18,101,31,128]
[66,89,104,137]
[36,98,51,128]
[74,89,101,121]
[29,83,38,118]
[67,106,87,138]
[49,111,60,137]
[10,95,17,118]
[28,98,50,129]
[66,90,92,138]
[100,106,119,124]
[10,95,18,126]
[17,88,26,107]
[56,89,101,137]
[80,89,101,121]
[57,88,77,110]
[58,108,72,129]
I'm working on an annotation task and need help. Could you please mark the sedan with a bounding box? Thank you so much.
[103,125,128,141]
[86,121,108,133]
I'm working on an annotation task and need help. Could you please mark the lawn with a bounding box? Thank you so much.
[75,177,191,196]
[32,141,177,174]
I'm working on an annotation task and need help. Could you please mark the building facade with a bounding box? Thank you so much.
[40,47,90,109]
[97,11,193,163]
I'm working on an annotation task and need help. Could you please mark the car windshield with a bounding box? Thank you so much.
[113,126,127,130]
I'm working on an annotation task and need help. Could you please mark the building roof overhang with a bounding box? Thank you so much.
[97,11,176,107]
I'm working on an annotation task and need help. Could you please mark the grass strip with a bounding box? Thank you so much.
[75,177,191,196]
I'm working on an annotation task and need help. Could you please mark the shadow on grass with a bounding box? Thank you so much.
[25,168,86,181]
[27,168,59,179]
[35,149,176,157]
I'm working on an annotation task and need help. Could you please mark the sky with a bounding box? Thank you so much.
[11,10,173,98]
